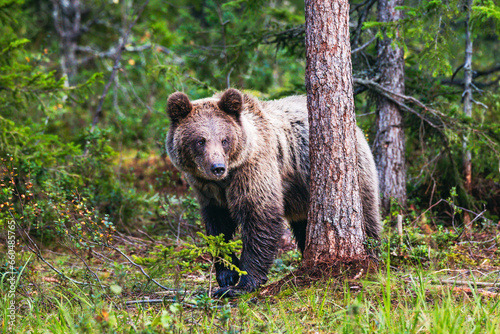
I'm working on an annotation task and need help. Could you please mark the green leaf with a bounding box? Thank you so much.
[110,284,122,295]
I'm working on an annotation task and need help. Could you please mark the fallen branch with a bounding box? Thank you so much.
[89,240,177,292]
[410,198,489,227]
[125,298,224,309]
[21,230,101,287]
[434,285,500,298]
[458,236,498,245]
[432,279,500,287]
[126,299,165,306]
[68,246,107,294]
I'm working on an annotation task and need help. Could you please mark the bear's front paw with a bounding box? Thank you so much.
[216,269,240,287]
[212,286,247,298]
[212,275,260,298]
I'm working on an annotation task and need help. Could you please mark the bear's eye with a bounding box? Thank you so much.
[196,139,206,146]
[222,139,229,146]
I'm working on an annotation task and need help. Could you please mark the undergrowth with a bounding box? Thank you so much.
[2,154,500,333]
[1,257,500,333]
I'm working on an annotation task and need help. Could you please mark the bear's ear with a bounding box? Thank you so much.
[167,92,193,123]
[218,89,243,118]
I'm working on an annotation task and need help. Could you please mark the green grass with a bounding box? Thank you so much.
[2,180,499,333]
[2,256,500,334]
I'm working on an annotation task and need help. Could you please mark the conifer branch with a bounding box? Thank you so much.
[354,78,446,130]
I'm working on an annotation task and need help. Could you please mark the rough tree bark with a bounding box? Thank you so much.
[373,0,407,213]
[303,0,369,269]
[462,0,473,229]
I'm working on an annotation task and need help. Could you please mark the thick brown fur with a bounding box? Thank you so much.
[166,89,381,297]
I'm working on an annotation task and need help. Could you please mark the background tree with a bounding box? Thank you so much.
[303,0,370,270]
[372,0,407,213]
[462,0,474,230]
[261,0,499,221]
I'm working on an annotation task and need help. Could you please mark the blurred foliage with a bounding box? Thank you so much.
[357,0,500,221]
[0,0,499,244]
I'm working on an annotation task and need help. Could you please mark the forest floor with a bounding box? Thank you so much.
[1,156,500,334]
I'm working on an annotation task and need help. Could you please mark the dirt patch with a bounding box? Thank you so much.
[260,257,378,297]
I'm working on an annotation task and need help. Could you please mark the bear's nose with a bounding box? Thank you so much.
[211,163,226,177]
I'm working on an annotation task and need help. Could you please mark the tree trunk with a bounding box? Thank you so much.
[463,0,473,230]
[303,0,369,268]
[51,0,81,85]
[373,0,407,213]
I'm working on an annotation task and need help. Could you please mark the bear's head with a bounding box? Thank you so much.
[166,89,247,181]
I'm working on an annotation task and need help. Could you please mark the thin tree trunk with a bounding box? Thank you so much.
[303,0,368,268]
[373,0,407,213]
[51,0,81,85]
[463,0,473,230]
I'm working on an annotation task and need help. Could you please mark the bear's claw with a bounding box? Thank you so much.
[213,275,260,298]
[212,286,247,298]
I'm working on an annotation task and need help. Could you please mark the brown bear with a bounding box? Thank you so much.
[166,89,381,297]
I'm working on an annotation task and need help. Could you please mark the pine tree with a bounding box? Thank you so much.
[303,0,371,271]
